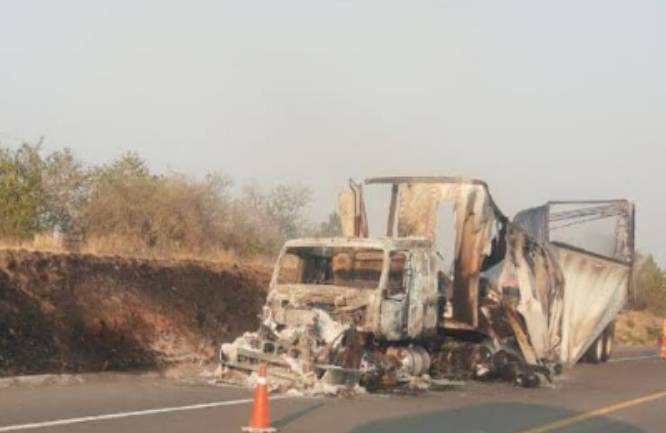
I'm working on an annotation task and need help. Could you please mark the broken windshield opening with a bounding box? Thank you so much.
[277,247,384,289]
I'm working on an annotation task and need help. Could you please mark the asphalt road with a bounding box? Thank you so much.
[1,347,664,433]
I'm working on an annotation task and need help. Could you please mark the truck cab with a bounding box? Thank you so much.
[266,237,441,342]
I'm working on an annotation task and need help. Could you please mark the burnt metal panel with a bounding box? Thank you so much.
[513,199,636,364]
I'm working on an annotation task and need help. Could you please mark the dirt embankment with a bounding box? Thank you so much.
[0,250,271,377]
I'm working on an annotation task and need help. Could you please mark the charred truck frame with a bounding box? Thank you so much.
[220,177,635,389]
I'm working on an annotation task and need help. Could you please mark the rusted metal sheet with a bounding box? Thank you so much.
[337,191,356,237]
[374,179,497,328]
[338,180,368,238]
[505,307,538,365]
[367,177,559,343]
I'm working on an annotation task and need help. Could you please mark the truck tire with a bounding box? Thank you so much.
[601,322,615,362]
[586,337,604,364]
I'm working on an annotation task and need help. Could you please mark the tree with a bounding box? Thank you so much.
[632,254,666,314]
[224,183,313,254]
[40,148,89,239]
[0,143,46,238]
[313,211,342,237]
[265,184,312,240]
[93,151,151,182]
[82,152,160,251]
[83,152,236,255]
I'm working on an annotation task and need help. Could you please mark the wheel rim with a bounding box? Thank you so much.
[605,335,613,359]
[596,337,604,361]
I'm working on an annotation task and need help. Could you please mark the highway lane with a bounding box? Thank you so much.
[0,347,664,433]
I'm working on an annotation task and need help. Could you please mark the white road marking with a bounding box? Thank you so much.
[608,354,660,363]
[0,352,658,432]
[0,396,290,432]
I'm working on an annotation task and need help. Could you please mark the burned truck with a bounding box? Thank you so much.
[220,177,635,390]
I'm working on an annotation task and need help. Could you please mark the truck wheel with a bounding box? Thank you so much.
[601,323,615,362]
[587,337,604,364]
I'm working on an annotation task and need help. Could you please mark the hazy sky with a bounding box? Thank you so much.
[1,1,664,263]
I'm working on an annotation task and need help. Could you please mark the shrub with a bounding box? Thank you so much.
[0,143,46,239]
[0,143,319,258]
[631,254,666,315]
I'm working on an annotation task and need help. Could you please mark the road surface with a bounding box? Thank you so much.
[1,347,664,433]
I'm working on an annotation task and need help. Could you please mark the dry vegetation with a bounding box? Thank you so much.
[616,254,666,346]
[616,310,663,346]
[0,142,341,262]
[0,234,275,269]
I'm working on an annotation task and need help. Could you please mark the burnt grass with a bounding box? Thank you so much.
[0,250,270,377]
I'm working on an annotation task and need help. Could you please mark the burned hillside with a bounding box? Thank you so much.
[0,250,270,376]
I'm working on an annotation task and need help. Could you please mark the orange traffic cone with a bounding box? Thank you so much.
[242,364,276,433]
[661,320,666,360]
